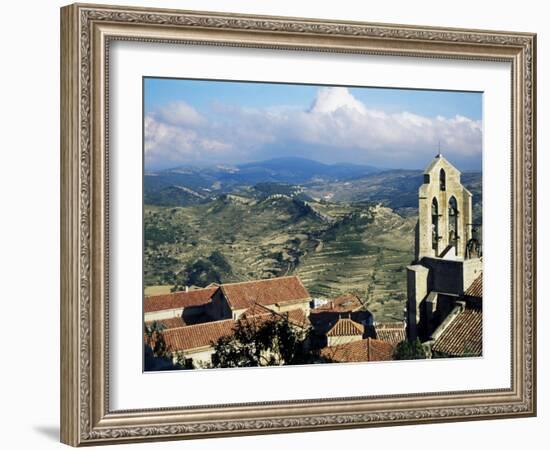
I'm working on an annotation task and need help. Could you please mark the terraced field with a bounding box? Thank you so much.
[144,195,321,286]
[295,205,414,322]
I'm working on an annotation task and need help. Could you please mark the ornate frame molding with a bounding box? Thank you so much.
[60,3,536,446]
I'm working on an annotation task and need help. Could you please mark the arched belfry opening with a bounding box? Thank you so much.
[431,197,439,253]
[416,154,473,261]
[439,168,446,191]
[448,196,459,254]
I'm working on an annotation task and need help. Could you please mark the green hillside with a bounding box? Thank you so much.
[295,204,414,321]
[144,195,415,322]
[305,169,482,219]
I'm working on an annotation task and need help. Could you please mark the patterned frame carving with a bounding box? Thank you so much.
[60,3,536,446]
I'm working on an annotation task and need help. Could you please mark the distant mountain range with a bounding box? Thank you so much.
[144,157,481,221]
[237,157,382,181]
[145,157,381,201]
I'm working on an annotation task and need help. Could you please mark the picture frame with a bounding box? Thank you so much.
[60,2,536,446]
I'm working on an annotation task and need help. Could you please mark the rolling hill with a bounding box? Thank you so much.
[144,158,481,222]
[304,169,482,221]
[144,157,382,206]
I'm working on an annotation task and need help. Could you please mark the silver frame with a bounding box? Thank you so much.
[60,3,536,446]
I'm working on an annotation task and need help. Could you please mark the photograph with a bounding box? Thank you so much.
[142,78,484,371]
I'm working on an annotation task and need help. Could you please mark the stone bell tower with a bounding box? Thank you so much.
[416,152,473,261]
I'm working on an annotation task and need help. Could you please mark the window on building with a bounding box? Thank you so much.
[448,196,459,254]
[431,197,439,252]
[439,168,446,191]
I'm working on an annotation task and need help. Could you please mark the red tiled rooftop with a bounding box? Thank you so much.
[311,294,363,314]
[464,273,483,298]
[145,317,186,330]
[240,303,310,328]
[158,304,312,353]
[326,318,364,337]
[320,338,394,363]
[432,306,482,356]
[161,320,236,352]
[220,276,310,310]
[285,308,310,328]
[374,322,406,346]
[143,287,218,313]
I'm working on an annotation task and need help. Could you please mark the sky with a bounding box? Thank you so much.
[144,78,483,172]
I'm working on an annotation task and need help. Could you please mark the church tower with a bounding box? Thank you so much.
[406,152,482,342]
[416,152,473,261]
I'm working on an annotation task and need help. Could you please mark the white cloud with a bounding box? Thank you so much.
[144,105,232,167]
[155,101,206,127]
[145,87,482,170]
[310,87,367,114]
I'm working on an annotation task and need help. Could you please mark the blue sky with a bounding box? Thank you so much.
[144,77,482,171]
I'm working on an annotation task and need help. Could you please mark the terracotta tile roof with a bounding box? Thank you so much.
[432,306,482,356]
[143,287,218,313]
[145,317,186,330]
[241,303,277,317]
[286,308,310,328]
[374,322,406,346]
[161,319,236,352]
[326,318,364,337]
[220,276,311,310]
[240,303,310,328]
[464,273,483,298]
[320,338,394,363]
[311,294,363,314]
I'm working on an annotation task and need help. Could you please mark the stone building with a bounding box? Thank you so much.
[209,276,311,320]
[144,276,314,368]
[406,153,483,344]
[144,276,312,325]
[144,286,218,325]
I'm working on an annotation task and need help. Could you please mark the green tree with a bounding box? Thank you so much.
[144,322,195,371]
[144,321,168,358]
[393,338,427,360]
[210,314,315,368]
